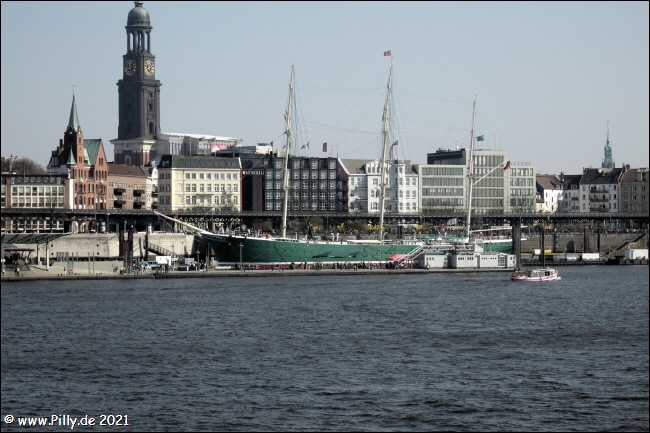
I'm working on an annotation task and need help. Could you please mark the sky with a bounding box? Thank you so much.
[1,1,648,175]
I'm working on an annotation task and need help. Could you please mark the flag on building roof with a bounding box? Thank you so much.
[269,141,273,148]
[301,141,309,149]
[323,142,327,152]
[384,50,391,56]
[504,160,511,170]
[476,135,484,141]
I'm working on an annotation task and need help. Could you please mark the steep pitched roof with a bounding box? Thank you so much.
[536,174,563,190]
[83,139,102,165]
[580,167,624,185]
[68,95,80,133]
[339,159,371,175]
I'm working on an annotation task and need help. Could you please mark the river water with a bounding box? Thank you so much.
[2,266,648,431]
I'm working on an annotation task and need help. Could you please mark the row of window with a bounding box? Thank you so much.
[268,170,337,180]
[267,180,336,190]
[622,195,645,201]
[287,160,337,170]
[421,177,464,186]
[7,176,63,184]
[11,186,65,195]
[11,197,65,207]
[180,183,239,193]
[623,204,647,210]
[183,195,238,205]
[108,182,149,190]
[265,201,339,211]
[472,198,506,208]
[510,178,534,186]
[349,177,418,186]
[181,172,238,180]
[473,155,505,167]
[421,188,464,197]
[266,191,338,200]
[421,198,464,207]
[420,167,464,176]
[108,195,150,202]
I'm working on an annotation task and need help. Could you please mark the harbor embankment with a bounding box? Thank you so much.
[2,265,512,282]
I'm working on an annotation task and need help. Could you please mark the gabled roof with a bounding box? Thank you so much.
[108,163,147,177]
[561,174,582,189]
[580,167,625,185]
[340,159,371,175]
[66,149,76,165]
[536,174,563,190]
[83,139,102,165]
[339,158,416,175]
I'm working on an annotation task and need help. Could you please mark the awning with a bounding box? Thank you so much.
[1,232,70,245]
[2,243,35,252]
[387,254,409,261]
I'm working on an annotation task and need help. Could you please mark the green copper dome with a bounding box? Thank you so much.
[127,1,150,26]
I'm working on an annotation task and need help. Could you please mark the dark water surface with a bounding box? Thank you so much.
[2,266,648,431]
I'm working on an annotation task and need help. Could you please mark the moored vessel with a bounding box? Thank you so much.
[202,61,423,266]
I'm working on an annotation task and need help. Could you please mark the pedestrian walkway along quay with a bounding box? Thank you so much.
[2,265,512,282]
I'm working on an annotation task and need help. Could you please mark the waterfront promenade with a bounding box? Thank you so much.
[2,263,512,282]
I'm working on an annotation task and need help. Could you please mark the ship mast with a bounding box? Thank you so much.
[280,62,294,239]
[466,96,477,238]
[378,61,393,243]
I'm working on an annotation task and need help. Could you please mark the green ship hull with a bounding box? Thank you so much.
[205,234,421,264]
[480,239,514,254]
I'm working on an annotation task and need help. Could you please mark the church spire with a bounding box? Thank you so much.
[68,93,80,133]
[602,120,614,169]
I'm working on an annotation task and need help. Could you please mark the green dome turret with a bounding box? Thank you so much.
[127,1,150,27]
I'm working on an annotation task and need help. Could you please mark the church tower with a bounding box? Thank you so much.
[112,1,161,166]
[602,122,614,169]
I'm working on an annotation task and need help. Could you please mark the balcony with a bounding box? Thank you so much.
[114,199,126,205]
[114,188,126,194]
[134,189,145,195]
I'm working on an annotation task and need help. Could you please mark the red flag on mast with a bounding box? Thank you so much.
[384,50,391,56]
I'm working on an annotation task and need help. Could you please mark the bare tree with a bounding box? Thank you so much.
[1,156,47,174]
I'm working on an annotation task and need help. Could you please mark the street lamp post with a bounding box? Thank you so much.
[239,242,243,272]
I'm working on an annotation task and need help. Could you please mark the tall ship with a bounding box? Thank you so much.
[199,61,423,266]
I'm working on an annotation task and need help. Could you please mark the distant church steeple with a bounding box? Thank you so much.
[602,121,615,169]
[112,1,161,166]
[68,92,80,133]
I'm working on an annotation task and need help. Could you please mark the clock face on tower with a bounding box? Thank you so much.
[144,60,155,76]
[124,60,136,76]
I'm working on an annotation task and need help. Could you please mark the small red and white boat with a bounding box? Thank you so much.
[511,267,560,282]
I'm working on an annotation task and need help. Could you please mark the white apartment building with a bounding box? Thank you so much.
[341,159,418,214]
[157,155,241,212]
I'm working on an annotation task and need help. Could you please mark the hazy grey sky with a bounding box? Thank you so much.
[1,1,648,175]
